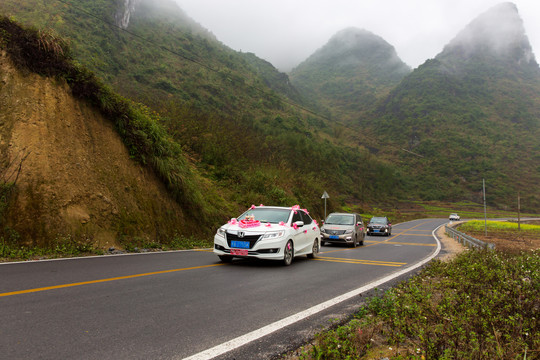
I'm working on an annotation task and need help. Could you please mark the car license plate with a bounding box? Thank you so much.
[373,229,379,233]
[231,249,248,256]
[329,235,339,239]
[231,240,250,249]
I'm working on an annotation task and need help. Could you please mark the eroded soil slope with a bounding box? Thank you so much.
[0,51,186,248]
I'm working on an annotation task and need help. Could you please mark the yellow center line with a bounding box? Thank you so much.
[315,257,405,267]
[321,220,437,255]
[365,240,436,246]
[0,263,224,298]
[321,256,406,265]
[394,232,433,235]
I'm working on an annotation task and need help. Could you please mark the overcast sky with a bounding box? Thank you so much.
[173,0,540,72]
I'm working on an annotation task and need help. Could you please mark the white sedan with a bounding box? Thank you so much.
[449,213,461,221]
[214,205,320,266]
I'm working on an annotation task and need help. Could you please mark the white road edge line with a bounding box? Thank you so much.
[181,223,444,360]
[0,249,213,266]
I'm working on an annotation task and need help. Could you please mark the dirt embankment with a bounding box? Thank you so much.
[0,51,186,248]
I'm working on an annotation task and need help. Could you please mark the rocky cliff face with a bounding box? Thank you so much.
[0,51,186,248]
[115,0,140,29]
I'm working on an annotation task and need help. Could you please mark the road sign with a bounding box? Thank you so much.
[322,191,329,219]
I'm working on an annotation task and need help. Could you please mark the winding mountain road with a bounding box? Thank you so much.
[0,219,448,359]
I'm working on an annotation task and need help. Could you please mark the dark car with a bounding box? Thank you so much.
[367,216,392,236]
[320,212,365,247]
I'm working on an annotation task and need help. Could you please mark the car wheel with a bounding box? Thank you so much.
[307,239,319,259]
[218,255,233,263]
[359,233,364,246]
[283,240,294,266]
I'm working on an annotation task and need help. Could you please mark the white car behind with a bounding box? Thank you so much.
[449,213,460,221]
[214,205,320,266]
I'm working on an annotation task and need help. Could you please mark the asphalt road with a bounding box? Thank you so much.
[0,218,448,359]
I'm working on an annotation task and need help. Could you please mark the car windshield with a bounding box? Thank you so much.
[370,217,387,224]
[325,214,354,225]
[238,208,291,224]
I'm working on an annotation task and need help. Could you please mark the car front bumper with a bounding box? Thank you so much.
[213,234,286,261]
[321,233,354,243]
[367,227,389,235]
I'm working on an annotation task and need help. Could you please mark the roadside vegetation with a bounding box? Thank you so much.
[0,233,210,262]
[289,223,540,360]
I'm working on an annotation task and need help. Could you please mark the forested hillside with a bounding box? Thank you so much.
[290,27,411,123]
[373,3,540,209]
[0,0,407,247]
[1,1,539,249]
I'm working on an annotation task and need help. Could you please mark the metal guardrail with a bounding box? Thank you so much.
[445,224,495,250]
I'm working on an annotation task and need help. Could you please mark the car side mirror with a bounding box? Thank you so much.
[294,221,304,228]
[357,222,362,226]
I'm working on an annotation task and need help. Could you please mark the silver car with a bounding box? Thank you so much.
[320,213,365,247]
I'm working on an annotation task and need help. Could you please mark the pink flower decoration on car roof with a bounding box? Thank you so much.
[250,204,256,210]
[228,218,238,225]
[265,223,272,227]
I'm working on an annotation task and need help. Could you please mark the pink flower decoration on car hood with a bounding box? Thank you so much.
[239,219,261,228]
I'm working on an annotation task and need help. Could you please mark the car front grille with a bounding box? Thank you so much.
[226,232,262,249]
[326,230,346,235]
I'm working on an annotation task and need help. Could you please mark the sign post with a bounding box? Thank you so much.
[321,191,329,220]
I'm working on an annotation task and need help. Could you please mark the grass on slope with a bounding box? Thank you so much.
[294,248,539,359]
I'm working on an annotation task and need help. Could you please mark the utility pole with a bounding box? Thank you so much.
[483,178,487,236]
[518,192,521,231]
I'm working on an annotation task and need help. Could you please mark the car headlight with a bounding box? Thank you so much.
[216,228,226,238]
[344,229,353,234]
[320,227,326,233]
[262,230,285,239]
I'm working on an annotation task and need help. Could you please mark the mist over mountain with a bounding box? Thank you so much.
[116,0,216,39]
[290,27,411,122]
[374,2,540,207]
[1,0,539,249]
[441,2,537,68]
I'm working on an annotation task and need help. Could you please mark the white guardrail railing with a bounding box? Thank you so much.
[445,224,495,250]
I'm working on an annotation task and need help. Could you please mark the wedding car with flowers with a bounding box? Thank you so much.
[213,205,320,266]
